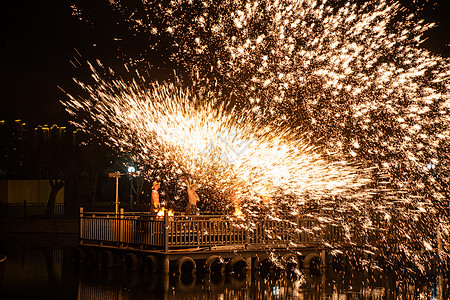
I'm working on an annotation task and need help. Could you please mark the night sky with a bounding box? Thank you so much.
[0,0,124,125]
[1,1,77,124]
[0,0,449,125]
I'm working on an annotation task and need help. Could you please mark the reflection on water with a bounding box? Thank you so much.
[0,246,78,299]
[77,267,449,299]
[0,246,449,299]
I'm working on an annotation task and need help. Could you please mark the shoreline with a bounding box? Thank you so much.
[0,218,78,234]
[0,218,79,248]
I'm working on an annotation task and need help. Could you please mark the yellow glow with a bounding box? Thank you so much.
[157,208,174,217]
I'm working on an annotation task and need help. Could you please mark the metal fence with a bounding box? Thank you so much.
[0,202,77,218]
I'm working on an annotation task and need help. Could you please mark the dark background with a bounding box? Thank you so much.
[0,0,449,125]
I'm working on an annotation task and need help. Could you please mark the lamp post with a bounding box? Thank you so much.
[108,171,123,215]
[127,166,136,209]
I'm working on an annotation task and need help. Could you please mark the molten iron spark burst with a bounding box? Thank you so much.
[63,63,370,208]
[67,0,450,269]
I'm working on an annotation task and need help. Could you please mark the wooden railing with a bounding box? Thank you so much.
[79,208,372,251]
[80,210,165,248]
[168,215,247,248]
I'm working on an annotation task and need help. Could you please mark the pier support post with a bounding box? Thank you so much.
[161,255,170,274]
[246,257,252,272]
[163,273,169,296]
[79,207,84,244]
[320,250,326,269]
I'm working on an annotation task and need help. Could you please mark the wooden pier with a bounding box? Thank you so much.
[77,208,360,275]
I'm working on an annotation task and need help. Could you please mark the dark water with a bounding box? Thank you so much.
[0,241,449,299]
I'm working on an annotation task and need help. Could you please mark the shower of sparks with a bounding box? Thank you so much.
[63,63,370,208]
[68,0,450,270]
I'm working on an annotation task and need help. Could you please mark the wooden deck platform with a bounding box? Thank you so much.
[77,208,368,274]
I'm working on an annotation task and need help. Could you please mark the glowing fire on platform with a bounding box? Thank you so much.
[233,206,243,218]
[157,208,174,218]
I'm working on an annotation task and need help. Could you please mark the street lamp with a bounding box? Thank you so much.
[427,162,436,170]
[108,171,123,214]
[128,166,137,208]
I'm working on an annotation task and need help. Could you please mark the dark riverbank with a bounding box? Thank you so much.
[0,218,79,248]
[0,232,78,248]
[0,218,78,234]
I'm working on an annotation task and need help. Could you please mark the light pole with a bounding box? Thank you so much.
[128,166,136,208]
[108,171,123,214]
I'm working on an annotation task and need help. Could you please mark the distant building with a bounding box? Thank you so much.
[0,119,81,179]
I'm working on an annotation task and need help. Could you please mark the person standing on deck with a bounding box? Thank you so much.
[230,187,242,215]
[261,182,272,206]
[150,181,161,213]
[184,179,199,215]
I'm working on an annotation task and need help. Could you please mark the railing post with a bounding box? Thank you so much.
[246,218,250,247]
[164,210,169,253]
[197,219,201,246]
[79,207,84,244]
[23,200,27,219]
[119,208,124,248]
